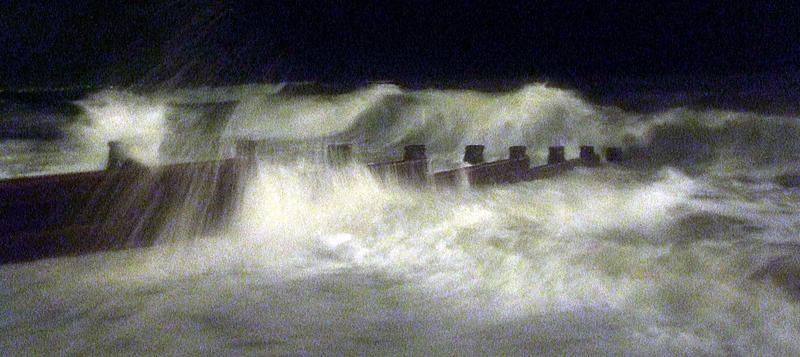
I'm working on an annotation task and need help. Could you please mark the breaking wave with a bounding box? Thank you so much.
[218,83,800,172]
[2,82,800,354]
[3,82,800,176]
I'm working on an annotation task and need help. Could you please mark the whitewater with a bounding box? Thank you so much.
[2,83,800,355]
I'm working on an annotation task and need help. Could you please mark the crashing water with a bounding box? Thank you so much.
[2,83,800,355]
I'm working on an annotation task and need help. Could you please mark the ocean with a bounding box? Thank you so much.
[1,82,800,355]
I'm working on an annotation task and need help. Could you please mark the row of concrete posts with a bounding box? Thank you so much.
[262,141,626,186]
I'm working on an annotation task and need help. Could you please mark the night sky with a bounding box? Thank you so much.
[1,1,798,89]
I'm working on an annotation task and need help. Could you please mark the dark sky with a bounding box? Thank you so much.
[1,1,798,89]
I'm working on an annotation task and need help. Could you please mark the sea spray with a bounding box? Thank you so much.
[5,83,800,176]
[74,90,169,166]
[2,83,800,354]
[4,160,800,354]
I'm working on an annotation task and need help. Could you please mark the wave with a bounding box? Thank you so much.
[2,82,799,178]
[219,83,800,173]
[4,82,800,354]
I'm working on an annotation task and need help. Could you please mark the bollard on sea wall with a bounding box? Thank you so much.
[580,145,601,164]
[368,145,429,184]
[107,141,126,170]
[327,143,353,166]
[604,147,624,162]
[509,145,530,171]
[234,139,263,182]
[548,146,565,164]
[507,145,531,181]
[235,139,259,162]
[401,145,429,183]
[434,145,531,187]
[509,146,528,161]
[464,145,485,165]
[403,145,427,161]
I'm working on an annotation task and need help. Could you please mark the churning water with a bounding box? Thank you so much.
[2,83,800,355]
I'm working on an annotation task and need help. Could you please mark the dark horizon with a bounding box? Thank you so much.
[1,1,799,89]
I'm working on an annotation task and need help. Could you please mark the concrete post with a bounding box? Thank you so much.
[548,146,565,164]
[509,145,530,180]
[403,145,427,161]
[509,146,528,160]
[580,145,600,162]
[327,143,353,166]
[604,147,624,162]
[106,141,126,170]
[235,139,259,162]
[403,145,428,184]
[464,145,485,165]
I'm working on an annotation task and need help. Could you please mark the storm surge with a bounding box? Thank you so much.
[225,82,800,173]
[2,83,800,355]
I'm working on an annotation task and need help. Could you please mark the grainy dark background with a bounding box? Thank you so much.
[1,1,798,89]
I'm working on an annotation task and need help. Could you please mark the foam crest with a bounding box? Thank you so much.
[224,84,403,139]
[5,82,800,354]
[221,163,706,313]
[74,90,169,165]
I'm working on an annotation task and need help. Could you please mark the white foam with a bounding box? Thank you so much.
[4,83,800,354]
[74,90,169,166]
